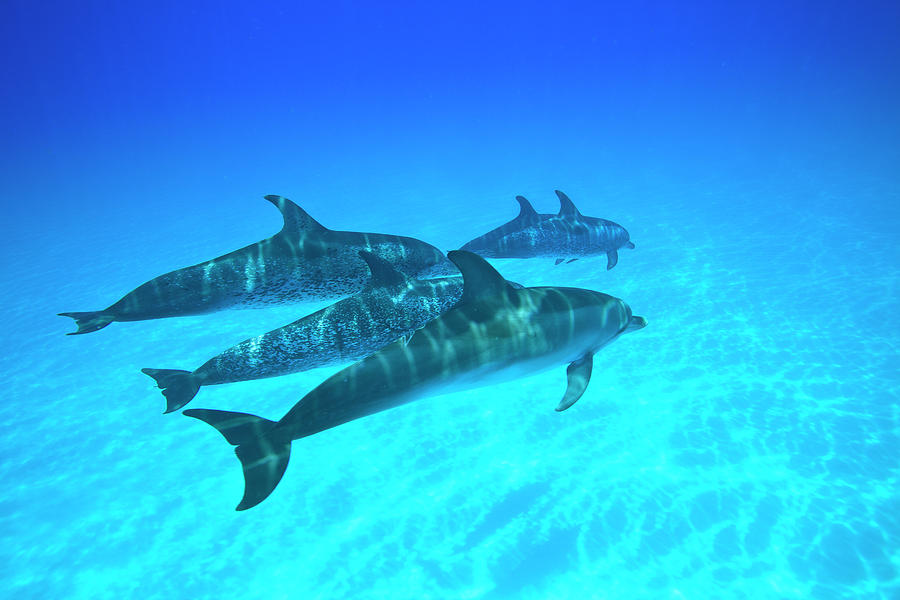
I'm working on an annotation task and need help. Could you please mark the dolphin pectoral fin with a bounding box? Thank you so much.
[555,258,565,266]
[264,195,328,234]
[58,311,114,335]
[184,409,291,511]
[625,316,647,333]
[606,250,619,270]
[556,354,593,412]
[625,241,635,249]
[566,258,578,264]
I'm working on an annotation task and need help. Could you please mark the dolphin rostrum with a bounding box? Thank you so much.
[184,250,646,510]
[460,190,635,269]
[142,250,468,413]
[59,195,453,334]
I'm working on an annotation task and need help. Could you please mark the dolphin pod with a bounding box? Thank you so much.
[184,250,646,510]
[460,190,634,269]
[142,250,527,413]
[141,251,468,412]
[59,195,453,334]
[61,190,644,510]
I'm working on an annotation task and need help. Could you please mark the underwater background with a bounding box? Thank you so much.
[2,1,898,598]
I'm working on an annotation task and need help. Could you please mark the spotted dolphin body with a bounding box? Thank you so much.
[184,250,646,510]
[460,190,635,270]
[59,195,453,334]
[142,251,471,413]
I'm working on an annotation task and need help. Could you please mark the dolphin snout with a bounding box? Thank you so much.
[627,315,647,332]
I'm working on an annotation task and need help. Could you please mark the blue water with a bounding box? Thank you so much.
[2,2,898,598]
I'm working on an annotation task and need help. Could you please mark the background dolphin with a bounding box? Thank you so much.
[460,190,634,269]
[59,195,453,334]
[184,250,646,510]
[142,250,467,412]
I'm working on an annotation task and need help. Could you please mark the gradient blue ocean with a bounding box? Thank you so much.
[2,2,898,599]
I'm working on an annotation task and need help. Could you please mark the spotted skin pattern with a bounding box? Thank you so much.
[59,195,453,334]
[143,252,527,412]
[203,274,462,383]
[142,255,466,412]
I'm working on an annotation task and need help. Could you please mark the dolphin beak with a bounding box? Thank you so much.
[625,316,647,332]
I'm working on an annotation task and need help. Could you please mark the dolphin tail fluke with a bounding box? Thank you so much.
[58,311,114,335]
[183,409,291,511]
[141,368,202,413]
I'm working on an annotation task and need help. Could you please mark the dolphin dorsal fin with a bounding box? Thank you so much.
[515,196,539,222]
[555,190,583,220]
[447,250,513,304]
[358,250,408,288]
[264,195,328,233]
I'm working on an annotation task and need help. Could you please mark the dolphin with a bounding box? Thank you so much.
[460,190,635,269]
[142,251,468,413]
[59,195,454,334]
[184,250,646,510]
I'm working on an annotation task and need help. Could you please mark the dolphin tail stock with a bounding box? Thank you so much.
[141,368,202,413]
[57,311,114,335]
[183,409,291,511]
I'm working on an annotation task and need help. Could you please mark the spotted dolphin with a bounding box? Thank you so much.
[59,195,453,334]
[460,190,634,269]
[142,251,469,413]
[184,250,646,510]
